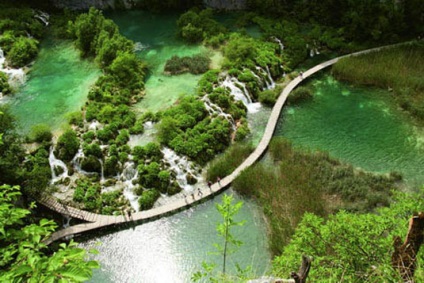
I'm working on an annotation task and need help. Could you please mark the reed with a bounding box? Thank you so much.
[333,42,424,120]
[206,143,254,182]
[232,138,399,255]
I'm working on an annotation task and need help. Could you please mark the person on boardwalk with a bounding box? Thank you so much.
[217,177,221,187]
[299,71,304,80]
[207,181,212,190]
[198,188,203,197]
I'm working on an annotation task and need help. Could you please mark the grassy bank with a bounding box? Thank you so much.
[232,138,401,255]
[332,41,424,121]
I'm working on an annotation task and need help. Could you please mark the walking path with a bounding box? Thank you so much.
[41,44,400,245]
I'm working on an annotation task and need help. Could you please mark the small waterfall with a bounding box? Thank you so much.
[34,10,49,26]
[201,96,236,130]
[88,120,102,131]
[272,36,284,51]
[255,66,275,90]
[49,147,69,183]
[134,42,149,52]
[221,76,261,113]
[120,160,140,211]
[98,158,105,184]
[0,47,26,89]
[161,147,203,193]
[71,148,86,174]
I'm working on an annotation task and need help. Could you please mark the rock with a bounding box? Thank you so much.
[186,173,198,185]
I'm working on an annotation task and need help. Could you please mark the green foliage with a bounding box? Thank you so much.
[0,106,25,186]
[72,178,127,214]
[66,111,84,127]
[164,54,211,75]
[22,147,51,197]
[177,9,227,44]
[207,143,254,183]
[0,185,99,282]
[233,138,399,254]
[7,36,39,67]
[272,189,424,282]
[258,87,281,106]
[29,124,52,143]
[234,119,250,141]
[138,189,160,210]
[55,130,80,162]
[0,72,11,95]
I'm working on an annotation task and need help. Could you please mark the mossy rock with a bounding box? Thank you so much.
[186,173,198,185]
[81,156,102,173]
[168,181,182,196]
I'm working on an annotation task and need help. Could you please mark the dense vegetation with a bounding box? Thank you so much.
[164,53,210,75]
[273,189,424,282]
[0,185,99,282]
[231,138,400,255]
[333,42,424,121]
[0,4,43,68]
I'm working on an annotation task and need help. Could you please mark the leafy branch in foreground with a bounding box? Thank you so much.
[0,185,99,282]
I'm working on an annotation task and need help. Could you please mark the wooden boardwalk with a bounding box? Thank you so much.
[41,44,397,245]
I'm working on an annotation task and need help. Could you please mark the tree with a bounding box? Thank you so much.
[0,185,99,282]
[215,194,245,274]
[8,36,39,67]
[55,129,80,162]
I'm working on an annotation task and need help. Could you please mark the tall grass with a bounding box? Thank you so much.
[333,42,424,120]
[206,143,254,182]
[233,138,400,255]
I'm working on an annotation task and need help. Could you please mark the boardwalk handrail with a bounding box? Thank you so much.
[42,43,406,245]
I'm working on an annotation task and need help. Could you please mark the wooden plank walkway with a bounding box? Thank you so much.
[42,44,402,245]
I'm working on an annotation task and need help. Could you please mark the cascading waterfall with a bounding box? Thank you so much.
[0,47,26,89]
[221,76,261,113]
[134,42,149,52]
[98,158,105,184]
[49,147,69,183]
[34,10,49,26]
[272,36,284,52]
[161,147,203,193]
[201,96,236,130]
[120,160,140,211]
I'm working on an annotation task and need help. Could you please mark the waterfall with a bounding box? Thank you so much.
[34,10,50,26]
[98,158,105,184]
[201,96,236,130]
[134,42,149,52]
[161,147,203,193]
[120,160,140,211]
[272,36,284,52]
[264,66,276,90]
[88,120,102,131]
[63,214,71,228]
[49,147,69,183]
[221,76,261,113]
[0,47,26,89]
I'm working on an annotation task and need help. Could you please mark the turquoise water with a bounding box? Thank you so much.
[81,191,270,282]
[106,10,211,113]
[275,75,424,188]
[5,39,99,134]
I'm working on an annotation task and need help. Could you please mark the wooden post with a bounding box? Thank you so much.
[290,255,312,283]
[392,212,424,283]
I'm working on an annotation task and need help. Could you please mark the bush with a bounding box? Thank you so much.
[29,124,52,143]
[55,130,80,162]
[259,89,278,106]
[164,54,210,75]
[138,189,160,210]
[8,37,39,67]
[0,72,11,95]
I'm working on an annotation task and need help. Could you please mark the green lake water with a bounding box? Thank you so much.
[6,39,99,134]
[80,191,270,283]
[275,75,424,188]
[106,10,210,113]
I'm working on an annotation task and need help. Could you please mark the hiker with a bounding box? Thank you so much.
[299,71,304,79]
[217,177,221,186]
[198,188,203,197]
[207,181,212,190]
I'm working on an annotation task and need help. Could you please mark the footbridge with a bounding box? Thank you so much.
[41,44,400,245]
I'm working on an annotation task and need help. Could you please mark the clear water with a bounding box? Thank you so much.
[80,191,271,282]
[4,39,99,134]
[275,75,424,188]
[106,10,212,113]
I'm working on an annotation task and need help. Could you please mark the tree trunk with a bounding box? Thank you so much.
[290,255,312,283]
[392,212,424,283]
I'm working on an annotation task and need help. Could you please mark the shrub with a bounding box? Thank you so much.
[138,189,160,210]
[29,124,52,143]
[8,36,39,67]
[55,130,80,162]
[287,86,313,105]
